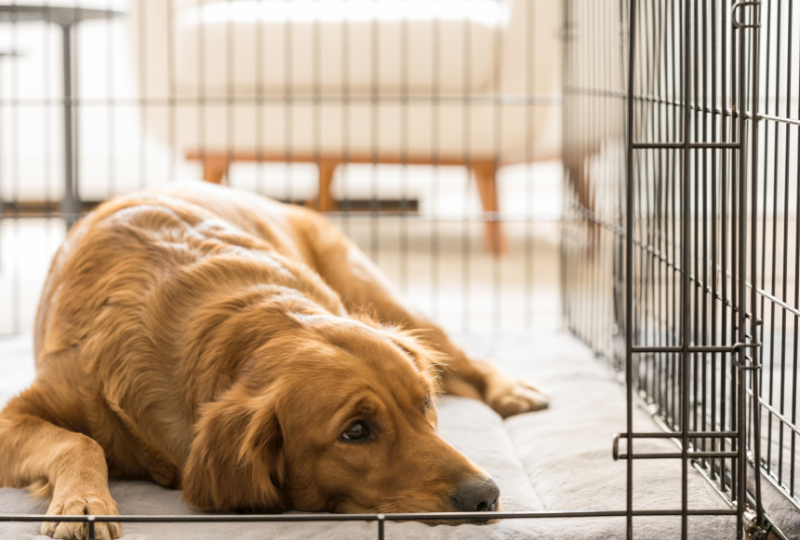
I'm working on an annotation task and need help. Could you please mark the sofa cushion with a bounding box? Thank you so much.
[173,0,508,96]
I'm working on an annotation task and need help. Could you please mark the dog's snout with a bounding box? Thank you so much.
[452,476,500,513]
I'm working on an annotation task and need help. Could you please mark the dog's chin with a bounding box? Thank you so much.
[420,497,503,526]
[418,518,498,526]
[348,498,502,526]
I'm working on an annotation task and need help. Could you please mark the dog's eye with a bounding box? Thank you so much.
[341,421,369,441]
[425,393,430,408]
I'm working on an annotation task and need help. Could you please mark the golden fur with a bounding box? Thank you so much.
[0,182,548,539]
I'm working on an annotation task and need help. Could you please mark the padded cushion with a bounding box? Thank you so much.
[0,331,757,538]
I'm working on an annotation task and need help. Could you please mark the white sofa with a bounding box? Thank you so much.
[129,0,563,253]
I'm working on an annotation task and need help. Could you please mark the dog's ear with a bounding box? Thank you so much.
[182,384,285,512]
[383,327,448,387]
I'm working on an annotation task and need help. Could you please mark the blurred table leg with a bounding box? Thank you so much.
[59,22,81,228]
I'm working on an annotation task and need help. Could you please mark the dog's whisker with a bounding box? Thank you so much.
[372,500,402,513]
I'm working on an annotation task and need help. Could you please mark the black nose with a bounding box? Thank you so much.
[452,476,500,512]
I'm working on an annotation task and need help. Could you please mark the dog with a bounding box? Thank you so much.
[0,182,548,539]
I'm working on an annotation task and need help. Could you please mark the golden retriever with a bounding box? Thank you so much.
[0,182,548,539]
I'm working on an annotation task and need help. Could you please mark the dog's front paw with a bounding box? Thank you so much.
[487,380,549,418]
[41,491,122,540]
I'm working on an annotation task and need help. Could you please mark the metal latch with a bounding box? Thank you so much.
[732,1,761,29]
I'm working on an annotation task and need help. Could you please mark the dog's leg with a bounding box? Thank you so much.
[298,213,549,418]
[0,391,121,539]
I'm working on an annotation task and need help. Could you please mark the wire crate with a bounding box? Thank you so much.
[0,0,797,539]
[565,0,798,537]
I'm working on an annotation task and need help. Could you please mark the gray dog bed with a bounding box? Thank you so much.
[0,331,763,539]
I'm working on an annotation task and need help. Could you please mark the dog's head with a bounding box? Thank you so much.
[182,310,500,520]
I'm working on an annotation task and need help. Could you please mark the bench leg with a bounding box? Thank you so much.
[306,160,339,212]
[203,157,229,185]
[472,163,507,255]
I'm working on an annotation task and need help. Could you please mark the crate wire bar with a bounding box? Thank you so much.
[0,0,795,538]
[566,0,800,537]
